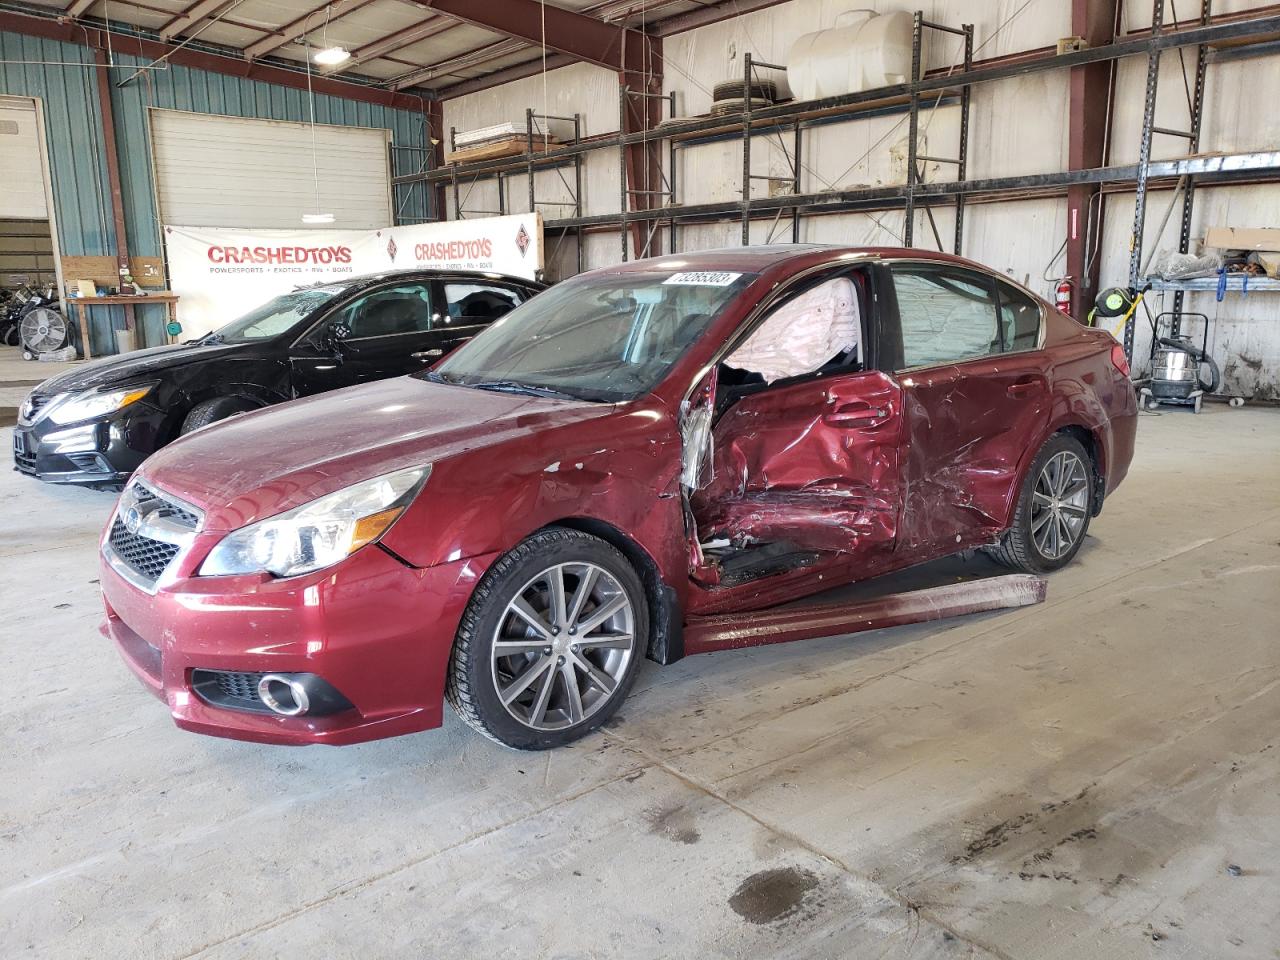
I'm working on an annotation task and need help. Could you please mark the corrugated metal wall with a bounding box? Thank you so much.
[0,33,114,259]
[0,30,432,353]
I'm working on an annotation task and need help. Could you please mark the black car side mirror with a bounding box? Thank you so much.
[323,321,352,359]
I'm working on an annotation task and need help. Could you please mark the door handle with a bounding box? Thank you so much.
[412,349,443,360]
[824,402,890,428]
[1007,379,1040,397]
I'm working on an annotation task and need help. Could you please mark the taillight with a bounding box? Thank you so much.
[1110,343,1131,378]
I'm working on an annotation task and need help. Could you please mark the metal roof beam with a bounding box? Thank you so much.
[651,0,793,36]
[242,0,380,61]
[0,9,434,110]
[159,0,231,40]
[435,52,576,97]
[332,16,461,74]
[420,0,652,74]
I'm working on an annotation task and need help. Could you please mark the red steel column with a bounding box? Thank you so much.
[1065,0,1119,319]
[94,47,136,339]
[427,98,448,221]
[621,35,663,259]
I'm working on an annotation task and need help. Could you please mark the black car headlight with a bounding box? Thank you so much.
[46,384,155,425]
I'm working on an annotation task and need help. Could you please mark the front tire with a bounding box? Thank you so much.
[988,434,1094,573]
[180,395,257,435]
[446,528,647,750]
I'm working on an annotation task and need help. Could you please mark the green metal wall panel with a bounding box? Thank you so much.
[0,30,432,353]
[0,32,114,257]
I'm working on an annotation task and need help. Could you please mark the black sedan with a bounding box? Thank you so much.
[13,268,544,486]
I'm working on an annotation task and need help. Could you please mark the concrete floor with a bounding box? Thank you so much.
[3,405,1279,959]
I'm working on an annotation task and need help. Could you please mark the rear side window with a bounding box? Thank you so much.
[996,280,1042,352]
[891,265,1000,369]
[443,282,524,325]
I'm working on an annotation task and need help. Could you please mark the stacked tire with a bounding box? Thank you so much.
[710,78,780,117]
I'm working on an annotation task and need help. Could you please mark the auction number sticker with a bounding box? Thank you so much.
[662,271,743,286]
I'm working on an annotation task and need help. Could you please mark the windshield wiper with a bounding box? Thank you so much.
[467,379,580,400]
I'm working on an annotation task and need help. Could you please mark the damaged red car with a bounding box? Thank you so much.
[99,246,1137,749]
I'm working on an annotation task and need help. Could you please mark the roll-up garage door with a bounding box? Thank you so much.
[150,109,392,229]
[0,97,48,219]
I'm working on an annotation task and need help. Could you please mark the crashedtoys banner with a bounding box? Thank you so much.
[164,213,543,338]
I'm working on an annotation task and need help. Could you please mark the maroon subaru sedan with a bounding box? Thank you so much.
[99,246,1137,749]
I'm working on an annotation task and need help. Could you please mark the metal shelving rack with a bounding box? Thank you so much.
[1127,0,1213,354]
[447,110,588,273]
[398,4,1280,288]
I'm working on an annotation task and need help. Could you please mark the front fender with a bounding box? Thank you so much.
[380,403,689,587]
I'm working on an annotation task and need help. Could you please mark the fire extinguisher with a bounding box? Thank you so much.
[1053,277,1074,315]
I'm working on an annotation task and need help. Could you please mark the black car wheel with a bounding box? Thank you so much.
[446,528,647,750]
[180,396,258,435]
[988,433,1094,573]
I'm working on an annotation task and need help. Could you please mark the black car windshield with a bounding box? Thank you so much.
[430,270,756,401]
[212,286,347,342]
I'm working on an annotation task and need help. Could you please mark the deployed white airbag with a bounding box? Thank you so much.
[727,277,859,382]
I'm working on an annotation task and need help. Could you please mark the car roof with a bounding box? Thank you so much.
[304,268,546,295]
[582,244,977,275]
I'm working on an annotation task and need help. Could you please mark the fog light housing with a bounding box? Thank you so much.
[258,674,310,716]
[189,669,355,717]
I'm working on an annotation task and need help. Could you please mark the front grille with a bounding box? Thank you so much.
[132,482,201,528]
[104,480,203,589]
[108,520,181,583]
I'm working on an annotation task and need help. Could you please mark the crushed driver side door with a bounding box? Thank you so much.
[691,368,903,558]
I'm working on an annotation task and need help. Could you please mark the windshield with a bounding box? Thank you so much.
[431,270,756,401]
[211,286,346,343]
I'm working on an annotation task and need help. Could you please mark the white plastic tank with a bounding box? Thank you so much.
[787,10,914,101]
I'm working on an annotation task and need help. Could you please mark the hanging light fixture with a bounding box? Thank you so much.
[313,46,350,66]
[301,27,335,225]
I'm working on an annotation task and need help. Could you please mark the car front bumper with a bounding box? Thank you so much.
[99,542,497,745]
[13,406,164,485]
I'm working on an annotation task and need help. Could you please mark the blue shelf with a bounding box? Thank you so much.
[1145,276,1280,293]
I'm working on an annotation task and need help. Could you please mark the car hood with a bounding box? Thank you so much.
[33,342,249,394]
[139,376,615,531]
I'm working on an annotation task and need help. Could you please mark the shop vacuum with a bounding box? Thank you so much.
[1094,288,1220,413]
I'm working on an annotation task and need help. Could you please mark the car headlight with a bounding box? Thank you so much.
[47,385,154,425]
[199,465,430,578]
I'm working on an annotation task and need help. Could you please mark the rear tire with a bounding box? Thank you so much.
[987,434,1094,573]
[446,528,647,750]
[180,395,257,435]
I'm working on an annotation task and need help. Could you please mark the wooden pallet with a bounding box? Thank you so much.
[446,135,561,164]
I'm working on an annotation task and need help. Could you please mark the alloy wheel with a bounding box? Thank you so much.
[1031,450,1089,560]
[490,562,636,731]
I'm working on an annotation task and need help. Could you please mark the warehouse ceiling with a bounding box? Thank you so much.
[8,0,776,97]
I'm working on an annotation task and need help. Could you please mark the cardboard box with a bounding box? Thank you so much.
[75,278,98,298]
[1251,251,1280,277]
[1204,226,1280,251]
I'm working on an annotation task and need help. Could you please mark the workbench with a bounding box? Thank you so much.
[67,292,180,359]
